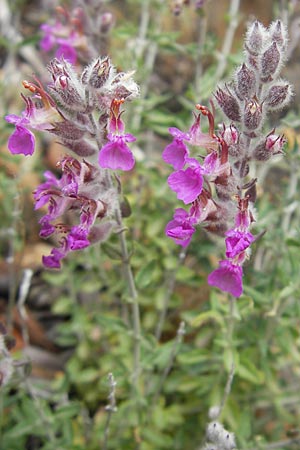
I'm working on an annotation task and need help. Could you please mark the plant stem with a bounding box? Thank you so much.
[194,13,208,97]
[114,203,141,392]
[130,0,162,132]
[103,373,117,450]
[218,296,236,419]
[152,321,185,403]
[155,247,188,341]
[214,0,240,81]
[6,188,22,331]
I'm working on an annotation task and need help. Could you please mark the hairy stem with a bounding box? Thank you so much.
[103,373,117,450]
[218,296,236,419]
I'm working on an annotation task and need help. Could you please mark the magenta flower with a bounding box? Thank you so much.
[225,229,255,259]
[5,115,35,156]
[208,260,243,297]
[55,42,77,64]
[99,133,136,171]
[43,247,66,269]
[168,163,203,204]
[165,208,196,247]
[40,23,78,64]
[5,79,61,156]
[162,127,190,170]
[34,156,114,268]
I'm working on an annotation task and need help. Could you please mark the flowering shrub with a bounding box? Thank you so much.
[163,20,293,297]
[2,2,299,450]
[5,57,139,267]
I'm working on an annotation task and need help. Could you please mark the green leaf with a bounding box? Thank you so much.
[136,259,159,289]
[101,242,123,260]
[54,402,81,420]
[237,358,265,384]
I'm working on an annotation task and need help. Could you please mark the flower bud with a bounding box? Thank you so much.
[63,139,98,157]
[88,221,115,244]
[265,81,293,110]
[47,59,85,111]
[220,124,239,146]
[243,96,263,131]
[50,120,85,142]
[214,87,241,122]
[220,124,241,157]
[84,57,112,90]
[269,20,288,49]
[235,63,257,99]
[99,12,114,34]
[253,133,286,161]
[206,422,225,442]
[245,20,266,55]
[260,42,281,82]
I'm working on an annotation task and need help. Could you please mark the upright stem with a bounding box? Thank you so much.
[218,296,236,419]
[194,14,208,98]
[130,0,162,132]
[114,204,141,392]
[214,0,240,81]
[155,247,187,341]
[7,188,22,331]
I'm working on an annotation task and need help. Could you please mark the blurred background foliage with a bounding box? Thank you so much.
[1,0,300,449]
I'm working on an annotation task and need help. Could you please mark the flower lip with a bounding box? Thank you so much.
[98,133,136,171]
[208,260,243,297]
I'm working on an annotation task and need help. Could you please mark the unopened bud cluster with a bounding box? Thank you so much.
[163,20,292,297]
[5,55,139,268]
[201,421,237,450]
[216,20,293,139]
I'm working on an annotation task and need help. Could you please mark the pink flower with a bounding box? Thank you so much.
[208,260,243,297]
[98,132,136,171]
[167,162,203,204]
[34,156,114,268]
[225,229,255,258]
[162,127,190,170]
[165,208,196,247]
[5,79,61,156]
[5,115,35,156]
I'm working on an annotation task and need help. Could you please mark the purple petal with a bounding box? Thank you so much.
[162,139,189,170]
[5,114,23,125]
[225,230,255,259]
[68,227,90,250]
[165,219,195,247]
[55,44,77,64]
[7,126,35,156]
[169,127,190,141]
[99,139,135,171]
[123,133,137,143]
[40,33,55,52]
[42,248,65,269]
[168,167,203,204]
[208,260,243,297]
[39,221,56,238]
